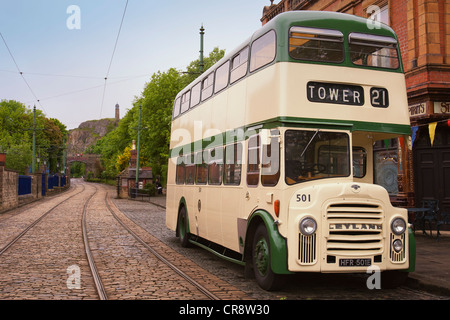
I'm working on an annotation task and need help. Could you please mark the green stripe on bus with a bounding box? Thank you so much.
[169,117,410,157]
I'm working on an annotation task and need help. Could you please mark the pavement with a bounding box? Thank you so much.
[408,230,450,296]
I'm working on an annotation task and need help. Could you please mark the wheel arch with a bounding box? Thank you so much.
[244,209,291,274]
[176,196,189,237]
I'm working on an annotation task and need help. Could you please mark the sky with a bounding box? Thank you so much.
[0,0,270,130]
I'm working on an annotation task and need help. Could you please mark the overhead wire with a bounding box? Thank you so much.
[100,0,129,118]
[0,32,47,114]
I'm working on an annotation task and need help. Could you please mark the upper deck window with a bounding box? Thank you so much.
[191,82,201,108]
[349,33,399,69]
[173,97,181,118]
[180,90,190,113]
[230,47,249,83]
[289,26,344,63]
[214,61,230,93]
[250,30,276,72]
[201,72,214,101]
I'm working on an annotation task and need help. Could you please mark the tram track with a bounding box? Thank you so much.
[0,184,85,257]
[80,181,220,300]
[81,185,108,300]
[102,191,220,300]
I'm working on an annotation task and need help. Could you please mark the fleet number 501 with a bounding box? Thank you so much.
[296,194,311,203]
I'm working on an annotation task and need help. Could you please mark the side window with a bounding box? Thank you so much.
[185,154,195,185]
[353,147,367,178]
[261,129,280,186]
[224,143,242,185]
[208,147,223,185]
[191,82,201,108]
[180,90,190,114]
[195,152,208,184]
[250,30,276,72]
[214,61,230,93]
[247,135,260,186]
[176,156,186,184]
[173,97,181,118]
[201,72,214,101]
[230,47,249,84]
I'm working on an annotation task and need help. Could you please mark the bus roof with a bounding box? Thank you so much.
[175,10,402,101]
[260,11,397,39]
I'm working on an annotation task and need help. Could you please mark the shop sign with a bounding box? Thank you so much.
[434,102,450,114]
[409,102,427,117]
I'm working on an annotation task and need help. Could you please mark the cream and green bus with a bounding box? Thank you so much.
[166,11,415,291]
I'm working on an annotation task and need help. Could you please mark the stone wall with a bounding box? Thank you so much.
[0,165,18,213]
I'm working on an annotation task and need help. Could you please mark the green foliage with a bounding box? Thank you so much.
[90,48,226,184]
[5,143,32,173]
[0,100,67,173]
[70,161,85,178]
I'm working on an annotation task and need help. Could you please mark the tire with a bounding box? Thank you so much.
[252,224,285,291]
[178,207,190,248]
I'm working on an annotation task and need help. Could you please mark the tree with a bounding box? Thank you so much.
[5,143,32,173]
[0,99,67,173]
[88,48,226,184]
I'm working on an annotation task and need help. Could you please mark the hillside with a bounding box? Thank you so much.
[67,119,116,156]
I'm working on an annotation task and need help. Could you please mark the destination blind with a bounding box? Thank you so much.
[307,81,364,106]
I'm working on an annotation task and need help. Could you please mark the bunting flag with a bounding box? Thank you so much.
[384,139,389,150]
[411,126,418,147]
[429,122,437,146]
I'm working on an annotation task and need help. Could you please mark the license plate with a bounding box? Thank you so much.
[339,258,371,267]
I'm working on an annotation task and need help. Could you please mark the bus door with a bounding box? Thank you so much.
[205,147,224,245]
[194,151,208,238]
[245,130,280,222]
[245,134,261,215]
[222,142,244,252]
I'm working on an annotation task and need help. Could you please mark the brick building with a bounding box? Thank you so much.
[261,0,450,210]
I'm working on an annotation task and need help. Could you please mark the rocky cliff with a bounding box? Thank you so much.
[67,119,116,156]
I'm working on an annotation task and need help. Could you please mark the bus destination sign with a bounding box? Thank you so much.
[307,81,365,106]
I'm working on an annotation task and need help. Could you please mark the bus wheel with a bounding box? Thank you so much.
[252,224,284,291]
[178,207,190,248]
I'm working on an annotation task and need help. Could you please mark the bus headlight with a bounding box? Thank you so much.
[391,218,406,235]
[299,217,317,236]
[393,239,403,252]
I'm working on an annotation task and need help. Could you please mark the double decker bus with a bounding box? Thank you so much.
[166,11,414,290]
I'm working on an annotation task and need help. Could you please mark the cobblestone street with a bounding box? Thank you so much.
[0,179,249,300]
[0,179,448,301]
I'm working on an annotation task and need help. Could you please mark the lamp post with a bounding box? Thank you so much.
[32,105,36,173]
[200,25,205,73]
[135,104,141,196]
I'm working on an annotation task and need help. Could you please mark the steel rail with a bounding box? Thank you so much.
[81,185,108,300]
[104,192,220,300]
[0,184,85,256]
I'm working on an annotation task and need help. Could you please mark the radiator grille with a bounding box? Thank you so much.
[298,233,317,265]
[390,233,406,263]
[326,203,384,255]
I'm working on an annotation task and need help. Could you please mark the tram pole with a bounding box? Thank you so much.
[32,105,36,173]
[200,25,205,73]
[135,104,141,197]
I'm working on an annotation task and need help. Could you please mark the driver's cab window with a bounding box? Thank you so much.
[285,130,350,185]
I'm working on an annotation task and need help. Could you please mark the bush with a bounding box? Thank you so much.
[144,182,156,196]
